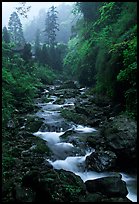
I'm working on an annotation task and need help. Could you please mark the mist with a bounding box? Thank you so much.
[2,2,75,28]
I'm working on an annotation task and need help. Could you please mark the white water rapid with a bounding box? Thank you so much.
[34,91,137,202]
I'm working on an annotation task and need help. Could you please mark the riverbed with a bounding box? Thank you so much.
[33,85,137,202]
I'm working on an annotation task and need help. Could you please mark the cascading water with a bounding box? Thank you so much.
[33,88,137,202]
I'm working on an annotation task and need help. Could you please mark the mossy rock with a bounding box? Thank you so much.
[32,138,51,156]
[25,116,44,133]
[61,109,88,125]
[60,129,76,139]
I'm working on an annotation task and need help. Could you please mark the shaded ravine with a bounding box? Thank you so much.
[33,87,137,202]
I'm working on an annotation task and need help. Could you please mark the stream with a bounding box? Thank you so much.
[33,86,137,202]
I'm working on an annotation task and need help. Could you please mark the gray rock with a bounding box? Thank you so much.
[101,197,132,202]
[102,114,137,168]
[79,192,105,202]
[85,150,117,172]
[22,169,86,202]
[85,176,128,197]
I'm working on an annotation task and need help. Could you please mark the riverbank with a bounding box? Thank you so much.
[2,80,137,202]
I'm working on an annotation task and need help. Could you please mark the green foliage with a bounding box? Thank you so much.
[62,184,82,199]
[65,23,98,85]
[64,2,137,117]
[2,26,10,43]
[117,36,137,118]
[98,2,123,26]
[63,37,79,78]
[2,142,16,174]
[117,37,137,84]
[33,63,56,84]
[2,42,39,126]
[34,42,66,71]
[75,2,102,21]
[2,89,14,127]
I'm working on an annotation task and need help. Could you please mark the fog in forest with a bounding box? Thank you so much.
[2,2,75,43]
[2,2,75,26]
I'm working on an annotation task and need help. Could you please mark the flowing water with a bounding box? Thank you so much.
[33,88,137,202]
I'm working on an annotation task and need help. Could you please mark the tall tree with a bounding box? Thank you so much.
[34,29,41,61]
[2,26,10,43]
[22,43,32,62]
[44,6,59,47]
[40,44,50,65]
[8,12,25,48]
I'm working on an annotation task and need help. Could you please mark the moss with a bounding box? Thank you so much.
[32,139,51,155]
[61,109,87,124]
[25,116,43,133]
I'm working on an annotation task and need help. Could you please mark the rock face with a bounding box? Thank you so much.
[85,150,117,172]
[85,176,128,197]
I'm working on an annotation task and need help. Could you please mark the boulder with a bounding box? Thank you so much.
[101,197,132,202]
[86,131,105,149]
[85,176,128,197]
[60,80,78,89]
[24,116,44,133]
[21,169,86,202]
[85,150,117,172]
[102,114,137,168]
[53,88,80,98]
[79,192,105,202]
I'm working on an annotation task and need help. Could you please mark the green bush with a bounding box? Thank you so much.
[33,63,56,84]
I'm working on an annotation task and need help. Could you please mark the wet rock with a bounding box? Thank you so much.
[102,114,137,169]
[88,94,111,107]
[22,169,86,202]
[86,132,105,148]
[85,176,128,197]
[74,103,107,127]
[60,80,78,89]
[85,150,117,172]
[53,97,65,104]
[61,109,89,125]
[39,121,71,132]
[7,119,16,129]
[109,104,123,117]
[101,197,132,202]
[53,79,63,85]
[24,116,44,133]
[60,129,76,139]
[54,88,80,98]
[88,118,101,127]
[79,192,105,202]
